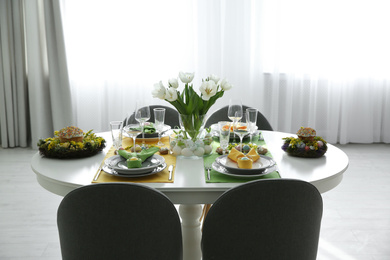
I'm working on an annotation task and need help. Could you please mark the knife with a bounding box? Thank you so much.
[168,165,174,180]
[93,162,104,181]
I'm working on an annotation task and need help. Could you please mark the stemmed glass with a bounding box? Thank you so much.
[135,102,150,147]
[124,123,142,152]
[228,99,242,141]
[233,121,248,153]
[246,108,258,144]
[153,108,166,146]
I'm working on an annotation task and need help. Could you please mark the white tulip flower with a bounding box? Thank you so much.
[179,71,195,83]
[208,74,220,84]
[219,78,233,91]
[165,87,178,102]
[152,81,166,99]
[168,78,179,89]
[199,80,217,101]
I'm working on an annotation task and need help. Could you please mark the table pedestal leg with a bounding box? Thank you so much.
[179,204,202,260]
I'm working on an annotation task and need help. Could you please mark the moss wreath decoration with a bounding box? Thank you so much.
[281,136,327,158]
[38,129,106,159]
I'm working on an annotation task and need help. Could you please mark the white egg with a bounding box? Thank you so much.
[204,145,212,154]
[172,145,182,156]
[194,147,205,157]
[181,147,194,157]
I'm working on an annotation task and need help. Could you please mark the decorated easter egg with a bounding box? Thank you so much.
[204,145,212,154]
[242,144,250,153]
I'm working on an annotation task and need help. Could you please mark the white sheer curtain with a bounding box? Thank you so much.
[61,0,390,144]
[0,0,73,148]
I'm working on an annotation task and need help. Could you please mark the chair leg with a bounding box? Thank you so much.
[200,204,212,231]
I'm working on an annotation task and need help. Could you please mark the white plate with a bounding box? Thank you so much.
[123,124,171,138]
[215,154,276,174]
[105,154,165,174]
[103,163,166,178]
[212,162,277,178]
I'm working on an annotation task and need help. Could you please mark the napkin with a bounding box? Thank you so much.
[118,146,160,165]
[143,124,156,134]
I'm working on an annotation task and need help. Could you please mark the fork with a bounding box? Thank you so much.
[204,163,212,180]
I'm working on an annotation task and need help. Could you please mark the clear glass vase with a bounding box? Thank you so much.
[179,114,206,140]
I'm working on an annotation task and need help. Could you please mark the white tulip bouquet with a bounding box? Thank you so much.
[152,72,233,140]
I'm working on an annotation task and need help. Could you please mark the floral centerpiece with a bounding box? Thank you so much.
[152,72,232,140]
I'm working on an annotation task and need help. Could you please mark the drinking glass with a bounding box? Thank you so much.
[246,108,258,144]
[228,99,242,140]
[135,102,150,147]
[153,108,166,146]
[233,121,248,152]
[218,121,230,154]
[110,121,123,151]
[124,123,142,152]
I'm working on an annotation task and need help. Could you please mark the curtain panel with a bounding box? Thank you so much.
[61,0,390,144]
[0,0,73,148]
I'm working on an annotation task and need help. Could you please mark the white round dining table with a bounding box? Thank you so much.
[31,130,349,260]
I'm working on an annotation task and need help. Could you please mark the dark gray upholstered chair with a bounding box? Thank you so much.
[124,105,180,129]
[57,183,183,260]
[201,179,323,260]
[205,105,273,130]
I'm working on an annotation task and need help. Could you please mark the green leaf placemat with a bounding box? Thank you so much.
[204,135,280,183]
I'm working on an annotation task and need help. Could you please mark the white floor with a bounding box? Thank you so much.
[0,144,389,259]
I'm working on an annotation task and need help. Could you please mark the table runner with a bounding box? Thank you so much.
[204,134,280,183]
[92,136,176,183]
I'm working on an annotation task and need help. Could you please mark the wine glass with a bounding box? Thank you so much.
[246,108,258,144]
[233,121,248,152]
[135,102,150,147]
[124,123,142,152]
[228,99,242,141]
[153,108,166,146]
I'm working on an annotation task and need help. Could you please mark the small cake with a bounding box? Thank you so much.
[257,146,268,155]
[58,126,84,143]
[297,127,316,142]
[127,157,142,168]
[247,148,260,162]
[237,155,253,169]
[228,148,245,162]
[159,147,169,155]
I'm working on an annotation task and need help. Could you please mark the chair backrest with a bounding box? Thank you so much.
[124,105,180,128]
[201,179,323,260]
[204,105,273,130]
[57,183,182,260]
